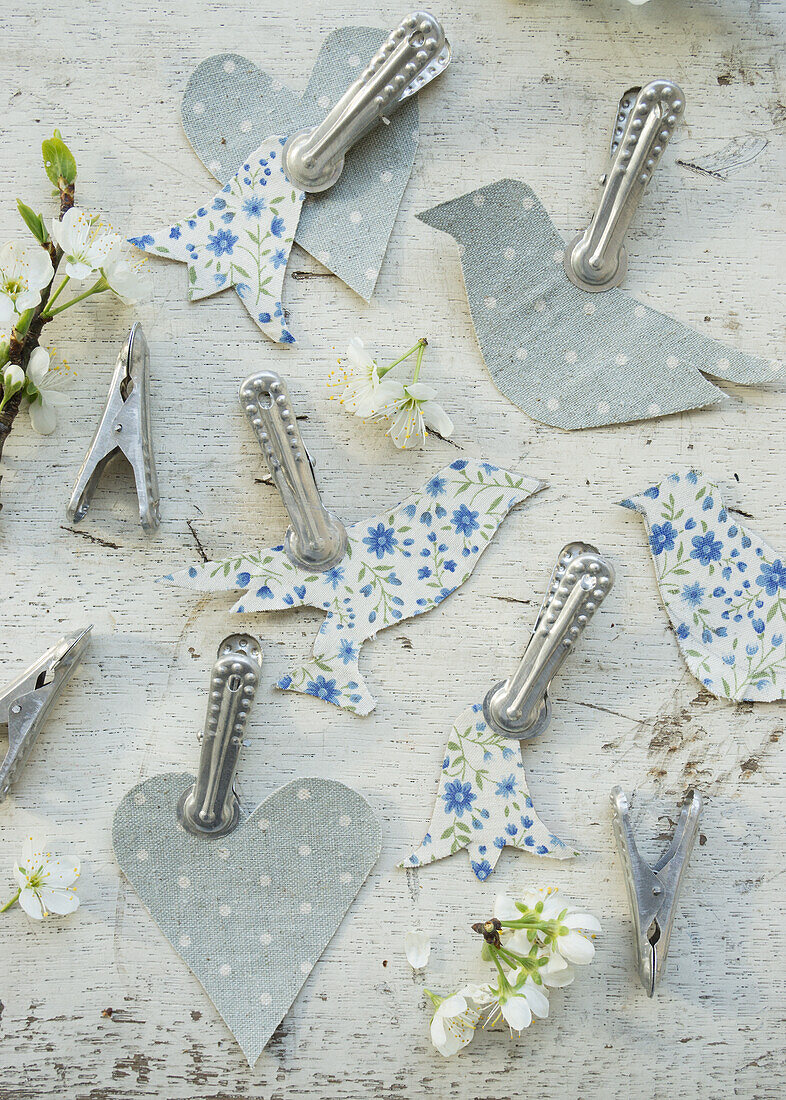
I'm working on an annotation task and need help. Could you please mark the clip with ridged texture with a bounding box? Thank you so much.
[483,543,614,739]
[240,370,347,572]
[177,635,263,838]
[283,11,450,193]
[564,80,685,292]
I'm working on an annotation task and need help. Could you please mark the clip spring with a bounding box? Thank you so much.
[177,635,263,838]
[483,543,614,739]
[241,370,348,573]
[564,79,685,292]
[283,11,450,193]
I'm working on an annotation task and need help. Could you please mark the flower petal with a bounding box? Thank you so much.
[559,930,595,965]
[421,399,454,437]
[563,912,602,934]
[493,893,519,921]
[25,345,50,385]
[28,396,58,434]
[501,994,532,1032]
[404,929,431,970]
[39,886,79,915]
[523,979,549,1018]
[18,887,45,920]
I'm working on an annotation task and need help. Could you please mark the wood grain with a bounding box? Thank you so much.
[0,0,784,1097]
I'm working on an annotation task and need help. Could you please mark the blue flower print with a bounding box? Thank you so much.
[471,859,492,881]
[277,675,292,690]
[305,676,341,704]
[129,234,154,249]
[689,531,723,566]
[242,196,267,218]
[676,623,690,639]
[258,312,272,324]
[271,248,288,269]
[324,566,345,589]
[442,779,476,816]
[169,226,181,239]
[271,216,285,237]
[649,521,677,555]
[362,523,397,559]
[255,585,273,599]
[338,639,358,665]
[418,566,432,579]
[681,582,705,607]
[236,571,251,587]
[426,475,446,497]
[756,559,786,597]
[206,228,238,257]
[752,618,765,635]
[493,837,507,850]
[494,774,517,799]
[451,504,480,537]
[450,460,468,470]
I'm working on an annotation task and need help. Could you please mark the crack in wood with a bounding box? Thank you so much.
[60,526,121,550]
[186,519,209,563]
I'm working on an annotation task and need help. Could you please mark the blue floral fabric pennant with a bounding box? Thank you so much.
[417,179,784,430]
[399,703,573,881]
[180,29,420,301]
[130,138,303,344]
[166,460,544,715]
[622,469,786,701]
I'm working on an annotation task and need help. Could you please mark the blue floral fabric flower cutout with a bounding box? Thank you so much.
[622,468,786,701]
[400,703,572,879]
[165,460,543,715]
[128,136,304,345]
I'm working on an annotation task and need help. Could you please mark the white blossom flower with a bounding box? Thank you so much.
[521,886,601,967]
[0,240,54,327]
[384,381,454,449]
[24,345,69,434]
[50,208,121,281]
[427,990,480,1057]
[404,929,431,970]
[328,337,402,419]
[12,836,80,920]
[2,362,25,398]
[470,974,549,1033]
[101,248,148,305]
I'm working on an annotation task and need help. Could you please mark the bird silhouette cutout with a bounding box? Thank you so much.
[166,460,544,715]
[130,137,303,344]
[400,703,573,881]
[178,29,420,301]
[622,468,786,701]
[418,179,783,430]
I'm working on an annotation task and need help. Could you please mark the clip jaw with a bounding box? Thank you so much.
[67,323,160,533]
[0,627,92,803]
[483,543,614,739]
[283,11,450,193]
[240,370,348,573]
[177,635,263,838]
[611,786,702,997]
[564,79,685,292]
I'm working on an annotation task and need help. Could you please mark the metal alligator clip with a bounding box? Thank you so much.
[611,786,702,997]
[177,634,263,838]
[240,370,347,572]
[0,627,92,804]
[563,79,686,293]
[67,323,160,533]
[483,543,614,739]
[283,11,450,193]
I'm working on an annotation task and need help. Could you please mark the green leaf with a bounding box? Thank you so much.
[440,826,454,840]
[16,199,49,244]
[42,129,77,188]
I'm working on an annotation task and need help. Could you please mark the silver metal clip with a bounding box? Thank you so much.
[177,634,263,838]
[483,543,614,739]
[611,786,702,997]
[67,322,160,533]
[0,627,92,804]
[283,11,450,193]
[240,370,347,573]
[563,79,686,292]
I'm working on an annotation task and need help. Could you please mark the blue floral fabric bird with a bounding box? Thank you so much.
[130,138,303,344]
[622,469,786,701]
[166,460,544,715]
[399,703,573,880]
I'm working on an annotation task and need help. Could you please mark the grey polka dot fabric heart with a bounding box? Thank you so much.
[113,773,380,1065]
[181,27,419,301]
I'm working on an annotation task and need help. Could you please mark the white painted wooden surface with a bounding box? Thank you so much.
[1,1,785,1096]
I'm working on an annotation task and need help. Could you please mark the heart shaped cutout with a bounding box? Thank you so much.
[181,27,419,301]
[113,773,380,1065]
